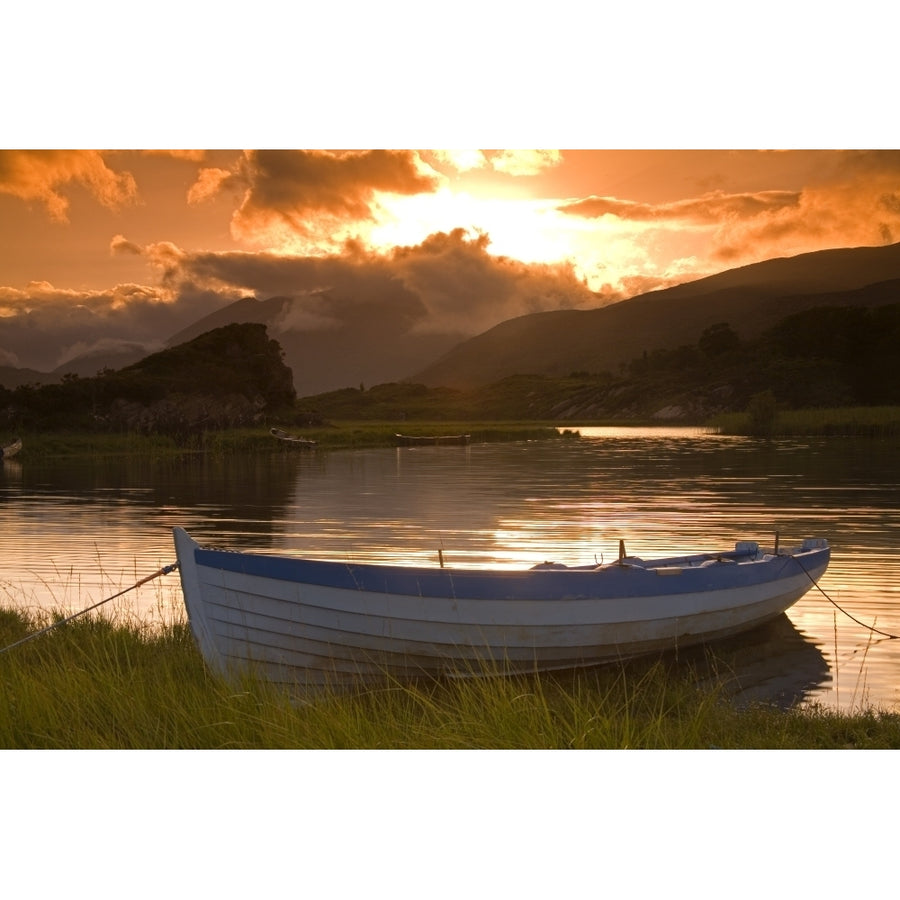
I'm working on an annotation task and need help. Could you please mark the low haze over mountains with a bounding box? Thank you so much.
[3,241,900,395]
[414,242,900,388]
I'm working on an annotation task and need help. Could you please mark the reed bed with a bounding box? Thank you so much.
[714,405,900,437]
[2,606,899,749]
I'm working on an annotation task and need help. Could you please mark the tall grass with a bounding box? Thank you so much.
[3,607,899,749]
[713,405,900,437]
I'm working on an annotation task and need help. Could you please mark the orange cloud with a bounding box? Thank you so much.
[110,234,143,256]
[423,149,562,178]
[188,149,442,251]
[144,241,190,287]
[187,166,234,204]
[489,150,563,176]
[709,163,900,262]
[140,149,207,161]
[556,152,900,280]
[427,150,489,172]
[0,280,167,314]
[558,190,801,224]
[0,150,138,222]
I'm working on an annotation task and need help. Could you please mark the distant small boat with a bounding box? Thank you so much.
[396,433,471,447]
[173,527,830,693]
[270,427,317,448]
[0,437,22,459]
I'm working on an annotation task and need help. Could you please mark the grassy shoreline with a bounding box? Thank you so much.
[9,405,900,459]
[7,422,577,459]
[2,607,898,749]
[713,405,900,437]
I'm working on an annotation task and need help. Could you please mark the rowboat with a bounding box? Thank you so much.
[173,527,830,692]
[1,437,22,459]
[396,433,471,446]
[270,427,317,448]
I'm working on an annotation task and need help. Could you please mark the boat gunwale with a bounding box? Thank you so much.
[189,540,830,603]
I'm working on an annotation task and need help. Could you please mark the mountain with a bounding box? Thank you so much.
[166,293,462,396]
[50,342,151,378]
[634,241,900,300]
[413,243,900,388]
[0,365,58,389]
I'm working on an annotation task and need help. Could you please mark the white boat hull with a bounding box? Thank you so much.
[173,528,830,691]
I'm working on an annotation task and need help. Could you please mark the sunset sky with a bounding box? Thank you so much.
[3,148,899,373]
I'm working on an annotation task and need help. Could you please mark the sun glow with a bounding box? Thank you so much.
[369,187,681,296]
[372,188,583,266]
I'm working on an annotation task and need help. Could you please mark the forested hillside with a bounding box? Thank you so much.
[0,323,296,435]
[299,303,900,422]
[414,272,900,389]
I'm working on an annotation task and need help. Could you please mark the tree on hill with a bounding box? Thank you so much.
[1,323,297,436]
[758,304,900,405]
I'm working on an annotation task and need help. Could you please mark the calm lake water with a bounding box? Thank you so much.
[2,427,898,712]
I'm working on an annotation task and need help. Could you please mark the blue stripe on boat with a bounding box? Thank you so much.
[193,546,805,601]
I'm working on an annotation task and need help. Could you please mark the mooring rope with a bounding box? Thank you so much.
[0,562,179,655]
[793,554,899,640]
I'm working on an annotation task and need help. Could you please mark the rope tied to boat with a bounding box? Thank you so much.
[0,562,179,655]
[792,554,899,640]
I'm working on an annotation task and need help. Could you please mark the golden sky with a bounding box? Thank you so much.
[2,148,899,371]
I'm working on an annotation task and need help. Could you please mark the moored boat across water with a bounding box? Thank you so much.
[270,427,317,448]
[395,433,471,446]
[1,437,22,459]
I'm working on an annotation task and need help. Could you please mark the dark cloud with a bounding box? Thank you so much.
[878,192,900,216]
[390,228,596,333]
[159,227,597,336]
[189,149,442,248]
[832,150,900,179]
[244,149,439,216]
[0,280,219,371]
[1,228,601,375]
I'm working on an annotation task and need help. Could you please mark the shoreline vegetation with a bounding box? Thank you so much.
[2,607,898,749]
[6,422,576,459]
[6,403,900,460]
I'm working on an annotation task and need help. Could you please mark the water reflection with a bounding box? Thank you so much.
[0,453,301,622]
[1,428,898,712]
[686,614,832,710]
